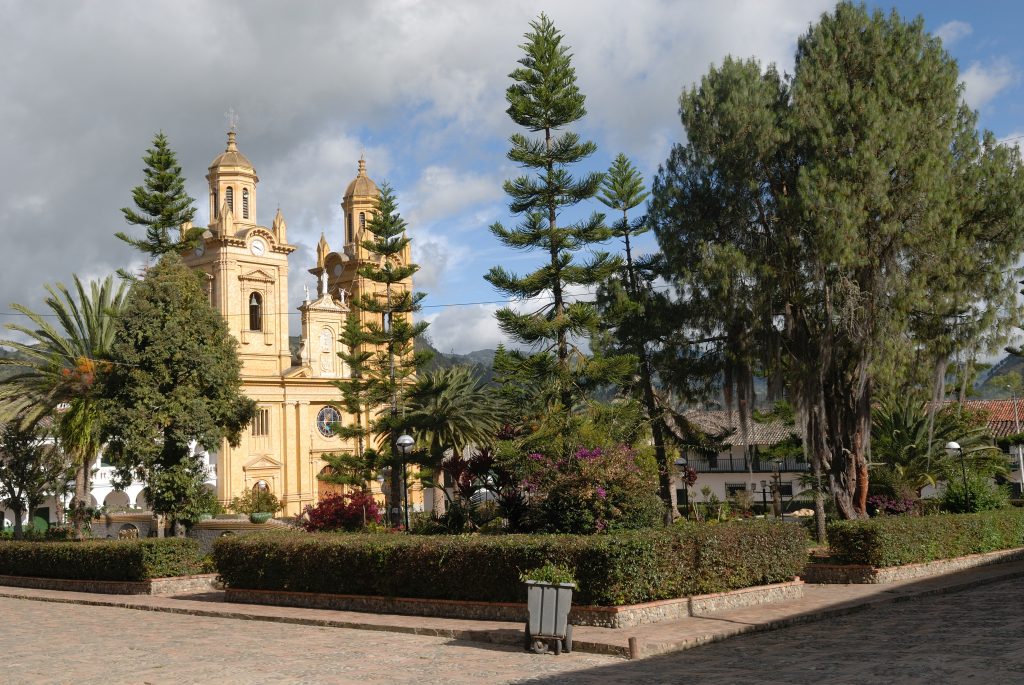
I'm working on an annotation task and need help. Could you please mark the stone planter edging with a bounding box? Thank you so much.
[0,573,219,596]
[803,546,1024,584]
[224,579,804,629]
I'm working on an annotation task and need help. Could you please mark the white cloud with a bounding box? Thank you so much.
[404,165,504,230]
[962,59,1018,111]
[413,232,454,292]
[424,303,505,354]
[935,20,972,46]
[0,0,836,328]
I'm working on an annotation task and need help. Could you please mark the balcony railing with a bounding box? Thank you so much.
[683,455,810,474]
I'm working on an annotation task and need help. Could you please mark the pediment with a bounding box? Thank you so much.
[283,365,312,378]
[302,294,346,313]
[243,455,283,471]
[239,268,275,283]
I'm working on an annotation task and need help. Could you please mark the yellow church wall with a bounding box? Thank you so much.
[186,132,421,520]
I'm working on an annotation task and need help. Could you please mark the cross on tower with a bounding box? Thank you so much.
[225,107,239,133]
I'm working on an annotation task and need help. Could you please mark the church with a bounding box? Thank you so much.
[181,130,417,517]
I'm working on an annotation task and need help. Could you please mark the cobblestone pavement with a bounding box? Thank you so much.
[525,575,1024,685]
[0,595,616,685]
[4,576,1024,684]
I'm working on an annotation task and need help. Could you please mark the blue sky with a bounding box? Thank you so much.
[1,1,1021,354]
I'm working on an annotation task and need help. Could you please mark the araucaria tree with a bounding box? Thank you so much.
[650,4,1024,520]
[348,183,429,526]
[595,154,677,519]
[117,131,200,258]
[486,13,623,411]
[100,254,256,533]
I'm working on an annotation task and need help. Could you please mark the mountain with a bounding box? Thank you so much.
[417,338,496,385]
[975,353,1024,398]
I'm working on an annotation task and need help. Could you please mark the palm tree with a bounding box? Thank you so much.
[871,395,1003,499]
[405,366,505,516]
[0,275,129,536]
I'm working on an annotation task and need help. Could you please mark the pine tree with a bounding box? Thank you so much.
[351,183,429,526]
[485,14,623,411]
[116,131,199,258]
[320,312,378,489]
[596,154,676,520]
[649,5,1024,523]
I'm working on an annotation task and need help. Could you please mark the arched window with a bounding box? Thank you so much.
[226,186,234,213]
[213,189,219,218]
[359,212,366,231]
[249,292,262,331]
[346,214,353,243]
[242,188,249,219]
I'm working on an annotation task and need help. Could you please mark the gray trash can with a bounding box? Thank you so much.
[524,580,575,654]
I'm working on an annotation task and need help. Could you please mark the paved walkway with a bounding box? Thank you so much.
[2,559,1024,683]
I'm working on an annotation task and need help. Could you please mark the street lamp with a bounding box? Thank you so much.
[674,456,688,518]
[771,459,784,520]
[760,480,769,517]
[944,441,971,512]
[396,434,414,531]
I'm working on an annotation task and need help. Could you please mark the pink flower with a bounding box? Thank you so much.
[595,485,607,499]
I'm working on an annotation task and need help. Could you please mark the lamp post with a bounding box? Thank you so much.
[945,441,971,512]
[760,480,769,517]
[771,459,784,520]
[674,456,688,519]
[396,433,414,531]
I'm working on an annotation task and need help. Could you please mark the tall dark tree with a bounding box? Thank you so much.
[486,14,625,411]
[650,4,1024,522]
[595,154,675,520]
[116,132,199,258]
[100,254,256,534]
[349,184,429,526]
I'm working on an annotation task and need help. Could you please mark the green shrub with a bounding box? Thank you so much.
[939,472,1010,513]
[521,562,576,585]
[828,508,1024,566]
[230,488,283,515]
[214,521,807,606]
[0,538,206,580]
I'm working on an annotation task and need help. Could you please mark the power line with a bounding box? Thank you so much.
[0,284,678,319]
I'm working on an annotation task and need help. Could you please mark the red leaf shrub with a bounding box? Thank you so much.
[301,491,381,532]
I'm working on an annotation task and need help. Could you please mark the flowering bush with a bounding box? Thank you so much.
[526,445,663,534]
[301,490,381,532]
[866,494,915,516]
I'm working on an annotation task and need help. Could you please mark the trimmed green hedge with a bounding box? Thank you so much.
[213,521,807,606]
[0,538,207,581]
[828,508,1024,567]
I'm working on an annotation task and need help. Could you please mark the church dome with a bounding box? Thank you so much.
[344,157,378,199]
[209,131,254,171]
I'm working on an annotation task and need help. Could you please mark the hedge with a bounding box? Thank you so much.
[0,538,207,581]
[828,508,1024,567]
[213,521,807,606]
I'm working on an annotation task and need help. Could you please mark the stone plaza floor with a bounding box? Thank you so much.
[3,574,1024,684]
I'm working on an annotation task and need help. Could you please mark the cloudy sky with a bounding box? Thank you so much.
[1,0,1022,354]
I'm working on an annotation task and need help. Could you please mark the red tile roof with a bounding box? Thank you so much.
[950,399,1024,438]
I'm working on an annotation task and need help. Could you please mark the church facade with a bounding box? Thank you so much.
[181,131,416,517]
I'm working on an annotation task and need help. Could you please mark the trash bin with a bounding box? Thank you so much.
[524,580,575,654]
